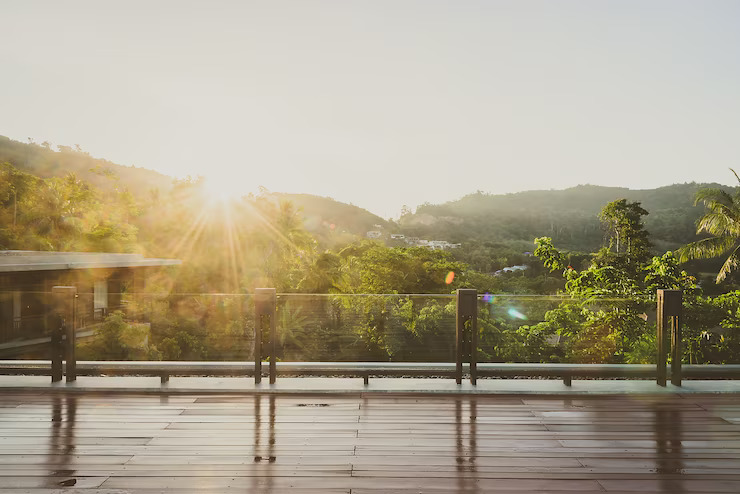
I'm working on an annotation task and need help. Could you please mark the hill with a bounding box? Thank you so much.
[0,136,389,244]
[273,193,394,247]
[2,135,728,255]
[402,183,733,253]
[0,135,173,196]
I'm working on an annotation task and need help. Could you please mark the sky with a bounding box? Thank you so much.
[2,0,740,219]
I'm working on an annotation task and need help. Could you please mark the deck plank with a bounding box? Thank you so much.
[0,392,739,492]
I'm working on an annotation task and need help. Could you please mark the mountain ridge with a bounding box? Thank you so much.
[1,135,725,251]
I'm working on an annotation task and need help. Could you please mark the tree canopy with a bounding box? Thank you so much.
[679,169,740,283]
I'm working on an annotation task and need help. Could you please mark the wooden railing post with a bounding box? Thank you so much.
[456,289,478,385]
[254,288,277,384]
[657,289,682,387]
[51,286,77,383]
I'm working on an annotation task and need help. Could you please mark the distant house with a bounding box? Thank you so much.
[495,265,529,276]
[424,240,462,251]
[366,231,382,239]
[390,234,405,240]
[0,251,180,345]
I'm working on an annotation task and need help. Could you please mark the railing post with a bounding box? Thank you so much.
[456,289,478,385]
[52,286,77,383]
[656,289,682,387]
[255,288,277,384]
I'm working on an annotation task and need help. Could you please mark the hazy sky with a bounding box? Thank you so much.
[3,1,740,218]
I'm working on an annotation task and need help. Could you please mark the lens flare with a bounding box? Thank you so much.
[507,308,527,320]
[482,292,493,303]
[445,271,455,284]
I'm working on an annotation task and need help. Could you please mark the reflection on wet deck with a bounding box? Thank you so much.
[1,393,740,492]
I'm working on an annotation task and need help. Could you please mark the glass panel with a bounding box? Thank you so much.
[275,294,456,362]
[97,292,255,362]
[0,290,53,359]
[477,294,655,364]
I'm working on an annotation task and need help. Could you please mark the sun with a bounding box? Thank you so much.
[202,173,247,205]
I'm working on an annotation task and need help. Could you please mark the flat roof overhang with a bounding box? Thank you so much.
[0,251,181,273]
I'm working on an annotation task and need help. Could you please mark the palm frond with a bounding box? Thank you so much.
[717,244,740,283]
[677,236,737,263]
[694,188,735,208]
[730,167,740,186]
[696,212,740,236]
[696,202,740,228]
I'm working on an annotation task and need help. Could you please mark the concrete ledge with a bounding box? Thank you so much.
[3,375,740,396]
[4,361,740,390]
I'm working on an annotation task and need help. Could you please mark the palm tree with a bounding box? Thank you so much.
[678,169,740,283]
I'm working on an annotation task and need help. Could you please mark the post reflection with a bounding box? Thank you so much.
[48,395,77,486]
[253,395,261,461]
[251,395,276,492]
[455,398,478,493]
[654,402,684,493]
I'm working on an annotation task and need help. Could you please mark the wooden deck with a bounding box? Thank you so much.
[1,392,740,492]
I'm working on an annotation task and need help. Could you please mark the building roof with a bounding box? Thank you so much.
[0,251,181,273]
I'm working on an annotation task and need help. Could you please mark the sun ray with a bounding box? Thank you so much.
[175,210,212,268]
[221,201,240,293]
[242,199,305,256]
[168,206,210,258]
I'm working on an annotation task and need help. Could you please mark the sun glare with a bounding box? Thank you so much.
[202,174,247,205]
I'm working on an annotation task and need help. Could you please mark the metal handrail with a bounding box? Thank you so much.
[2,360,739,386]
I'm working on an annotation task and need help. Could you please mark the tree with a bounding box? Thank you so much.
[678,169,740,283]
[76,311,155,360]
[597,199,651,275]
[0,162,38,245]
[298,252,341,292]
[532,205,659,363]
[21,173,96,250]
[250,197,317,292]
[334,242,465,294]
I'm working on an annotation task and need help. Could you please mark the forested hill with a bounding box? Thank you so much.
[2,135,730,253]
[0,135,172,195]
[275,193,393,238]
[402,183,735,252]
[0,136,389,242]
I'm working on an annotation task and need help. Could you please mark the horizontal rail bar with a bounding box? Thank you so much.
[3,361,740,379]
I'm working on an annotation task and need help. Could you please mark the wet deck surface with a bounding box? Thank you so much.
[5,375,740,395]
[1,392,740,492]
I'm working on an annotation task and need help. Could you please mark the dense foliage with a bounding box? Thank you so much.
[679,169,740,283]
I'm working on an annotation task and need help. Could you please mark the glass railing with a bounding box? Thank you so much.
[0,290,56,359]
[275,294,456,362]
[102,291,254,362]
[0,291,254,362]
[475,294,656,364]
[1,289,737,368]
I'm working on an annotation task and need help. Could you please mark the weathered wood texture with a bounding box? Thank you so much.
[1,392,740,492]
